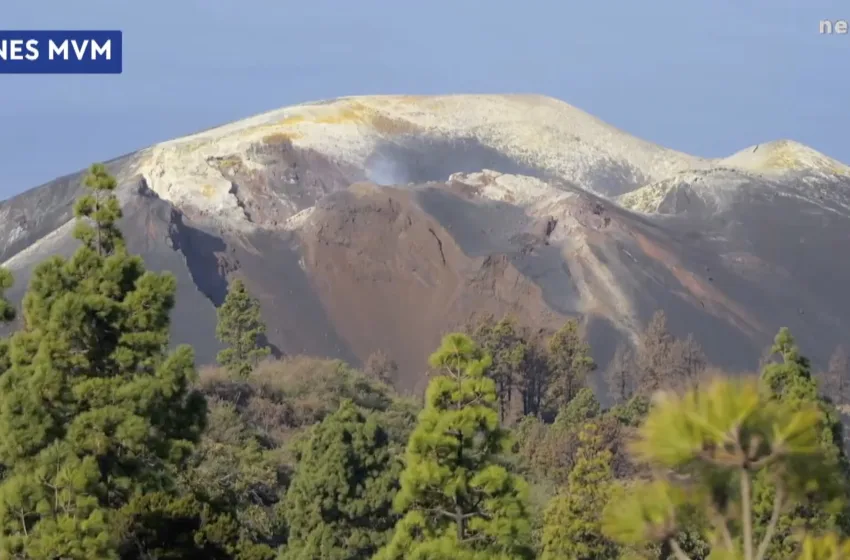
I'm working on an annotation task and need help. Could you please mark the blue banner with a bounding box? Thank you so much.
[0,30,122,74]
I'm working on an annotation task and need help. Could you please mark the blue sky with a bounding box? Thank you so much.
[0,0,847,199]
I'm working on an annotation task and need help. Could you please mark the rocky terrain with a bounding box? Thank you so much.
[2,94,849,391]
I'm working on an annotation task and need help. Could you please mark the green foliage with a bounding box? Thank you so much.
[762,328,818,405]
[541,422,619,560]
[603,479,691,547]
[6,167,847,560]
[753,328,850,558]
[473,315,530,422]
[515,414,574,487]
[281,400,400,560]
[515,388,605,487]
[552,387,600,428]
[375,333,533,560]
[0,267,14,324]
[194,357,418,556]
[73,162,124,256]
[547,319,595,411]
[469,314,557,421]
[630,377,821,469]
[115,490,251,559]
[515,387,642,494]
[608,394,651,427]
[604,370,841,560]
[797,532,850,559]
[199,357,400,442]
[0,164,208,558]
[182,400,282,556]
[216,279,270,378]
[0,267,14,374]
[761,328,844,459]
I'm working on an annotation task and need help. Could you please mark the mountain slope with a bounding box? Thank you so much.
[2,94,848,390]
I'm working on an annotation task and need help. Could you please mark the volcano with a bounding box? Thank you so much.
[2,94,848,391]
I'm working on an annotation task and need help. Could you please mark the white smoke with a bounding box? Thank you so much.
[365,154,408,186]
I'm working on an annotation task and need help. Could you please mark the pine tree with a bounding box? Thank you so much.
[472,315,528,423]
[528,389,603,486]
[516,334,551,419]
[753,328,849,559]
[540,422,618,560]
[281,400,400,560]
[635,310,677,393]
[0,267,14,372]
[73,162,125,256]
[216,279,270,378]
[602,374,842,560]
[472,315,551,419]
[546,319,595,410]
[552,387,601,428]
[180,401,281,558]
[605,342,636,405]
[0,267,14,324]
[0,163,207,558]
[375,333,533,560]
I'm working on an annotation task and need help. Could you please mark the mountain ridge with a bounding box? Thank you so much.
[2,94,848,390]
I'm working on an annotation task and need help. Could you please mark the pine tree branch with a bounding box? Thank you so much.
[741,469,754,560]
[459,533,491,545]
[429,507,488,521]
[719,517,735,551]
[755,483,785,560]
[669,538,693,560]
[18,508,28,537]
[709,507,735,551]
[748,453,780,470]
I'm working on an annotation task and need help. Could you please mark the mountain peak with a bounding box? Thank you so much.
[722,139,850,176]
[128,94,701,228]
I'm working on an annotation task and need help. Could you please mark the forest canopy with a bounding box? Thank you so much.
[0,164,848,559]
